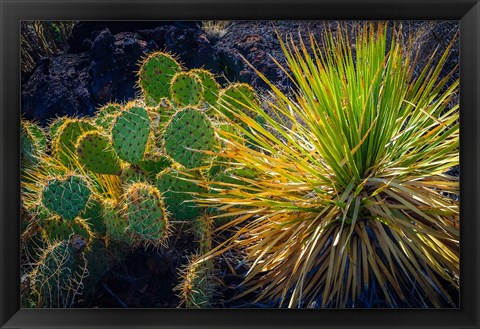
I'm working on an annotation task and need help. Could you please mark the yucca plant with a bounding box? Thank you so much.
[200,22,459,308]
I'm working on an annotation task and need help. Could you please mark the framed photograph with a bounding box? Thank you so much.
[1,0,479,328]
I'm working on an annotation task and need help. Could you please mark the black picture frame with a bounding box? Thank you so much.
[1,0,479,328]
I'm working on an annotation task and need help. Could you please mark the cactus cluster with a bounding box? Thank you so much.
[21,50,261,308]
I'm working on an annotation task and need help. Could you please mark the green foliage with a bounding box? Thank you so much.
[170,71,204,107]
[123,182,169,247]
[53,119,97,166]
[102,198,131,244]
[217,83,257,123]
[177,255,216,308]
[138,52,182,103]
[76,131,122,175]
[112,104,151,165]
[42,174,91,221]
[164,107,216,168]
[29,239,87,308]
[201,23,459,308]
[191,69,220,107]
[156,168,205,221]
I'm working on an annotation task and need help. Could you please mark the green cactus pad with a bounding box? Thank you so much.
[81,198,106,234]
[123,182,169,246]
[29,240,85,308]
[147,98,175,128]
[76,131,122,175]
[178,255,215,308]
[21,120,47,163]
[191,69,220,107]
[217,83,257,123]
[156,168,205,221]
[48,117,69,141]
[120,163,148,185]
[53,119,97,166]
[112,104,150,165]
[42,216,92,242]
[138,152,173,181]
[102,199,131,243]
[170,71,204,107]
[42,175,91,220]
[96,103,121,119]
[164,107,216,168]
[138,52,182,103]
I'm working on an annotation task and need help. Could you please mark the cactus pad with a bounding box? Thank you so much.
[42,216,91,242]
[102,199,131,244]
[217,83,257,123]
[123,182,169,246]
[42,175,91,221]
[156,168,205,221]
[138,52,182,102]
[112,104,150,165]
[170,71,204,107]
[164,107,216,168]
[138,152,173,181]
[53,119,97,166]
[76,131,122,175]
[120,163,148,185]
[177,255,215,308]
[191,69,219,107]
[81,198,105,234]
[29,240,86,308]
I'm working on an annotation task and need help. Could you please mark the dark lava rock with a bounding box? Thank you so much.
[90,29,154,103]
[22,52,93,124]
[22,21,459,125]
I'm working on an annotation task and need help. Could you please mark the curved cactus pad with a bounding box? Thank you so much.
[124,182,168,246]
[138,52,181,103]
[102,199,131,244]
[53,119,97,166]
[156,168,205,221]
[170,71,204,107]
[42,175,91,220]
[43,216,91,243]
[76,131,121,175]
[164,107,216,168]
[218,83,257,122]
[138,153,173,181]
[191,69,219,107]
[112,105,150,165]
[120,163,148,185]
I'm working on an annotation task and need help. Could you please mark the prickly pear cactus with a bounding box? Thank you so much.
[217,83,257,123]
[123,182,169,246]
[170,71,204,107]
[156,168,205,221]
[164,107,216,168]
[80,197,106,234]
[138,152,173,181]
[48,116,68,141]
[76,131,122,175]
[177,255,215,308]
[191,69,220,107]
[42,174,91,221]
[102,199,131,244]
[29,240,87,308]
[94,103,122,130]
[53,119,97,166]
[21,121,45,163]
[42,216,91,242]
[138,52,182,103]
[120,163,148,185]
[112,104,150,165]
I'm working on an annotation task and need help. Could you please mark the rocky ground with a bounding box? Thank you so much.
[21,20,459,125]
